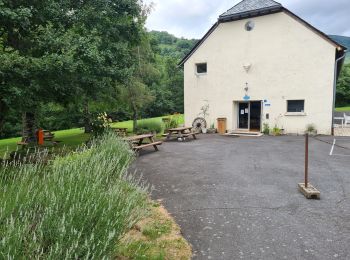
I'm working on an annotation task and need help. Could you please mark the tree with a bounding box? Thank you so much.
[163,57,184,113]
[120,34,157,132]
[0,0,77,140]
[63,0,145,132]
[0,0,146,137]
[336,63,350,107]
[120,78,154,132]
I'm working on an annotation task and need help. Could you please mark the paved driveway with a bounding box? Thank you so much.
[133,135,350,260]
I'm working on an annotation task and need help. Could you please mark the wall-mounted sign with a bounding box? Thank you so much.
[264,99,271,107]
[243,95,250,101]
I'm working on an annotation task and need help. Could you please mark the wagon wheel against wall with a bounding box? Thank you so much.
[192,117,207,133]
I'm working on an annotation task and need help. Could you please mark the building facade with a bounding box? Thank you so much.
[180,0,346,135]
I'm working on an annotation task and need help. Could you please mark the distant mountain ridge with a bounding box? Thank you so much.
[149,31,198,60]
[329,35,350,63]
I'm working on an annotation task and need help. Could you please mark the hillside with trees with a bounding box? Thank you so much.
[337,63,350,107]
[149,30,198,59]
[329,35,350,106]
[0,22,198,138]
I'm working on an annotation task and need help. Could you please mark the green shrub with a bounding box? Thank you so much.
[91,112,112,137]
[0,132,148,259]
[272,125,282,136]
[263,123,270,135]
[137,119,163,134]
[306,124,317,134]
[164,115,180,130]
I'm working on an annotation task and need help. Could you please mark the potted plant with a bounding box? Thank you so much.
[199,101,209,133]
[207,123,217,134]
[272,125,282,136]
[262,123,270,135]
[305,124,317,136]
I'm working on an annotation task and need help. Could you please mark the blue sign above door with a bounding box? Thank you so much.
[243,95,251,101]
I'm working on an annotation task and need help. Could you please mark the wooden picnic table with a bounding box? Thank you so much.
[125,134,162,152]
[165,127,197,141]
[112,127,128,136]
[17,129,59,147]
[43,130,55,141]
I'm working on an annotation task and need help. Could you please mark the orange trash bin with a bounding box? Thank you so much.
[37,128,44,145]
[217,118,227,134]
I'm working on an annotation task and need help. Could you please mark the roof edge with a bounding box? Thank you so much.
[219,6,283,22]
[178,6,346,67]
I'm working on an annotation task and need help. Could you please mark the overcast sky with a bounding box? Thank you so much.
[144,0,350,39]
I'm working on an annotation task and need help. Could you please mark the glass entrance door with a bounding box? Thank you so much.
[249,101,262,131]
[238,103,249,129]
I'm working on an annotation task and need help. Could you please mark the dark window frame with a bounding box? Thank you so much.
[196,63,207,74]
[287,100,305,113]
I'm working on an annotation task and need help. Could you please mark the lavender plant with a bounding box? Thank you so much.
[0,132,148,258]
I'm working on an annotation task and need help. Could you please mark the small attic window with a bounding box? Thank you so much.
[245,21,255,31]
[196,63,207,74]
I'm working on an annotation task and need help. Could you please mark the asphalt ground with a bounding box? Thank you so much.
[133,134,350,259]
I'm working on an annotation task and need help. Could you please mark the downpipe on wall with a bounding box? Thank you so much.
[331,50,347,136]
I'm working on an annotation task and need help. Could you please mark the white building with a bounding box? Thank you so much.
[180,0,347,135]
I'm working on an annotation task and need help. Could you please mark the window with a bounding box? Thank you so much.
[196,63,207,74]
[287,100,305,113]
[245,21,255,31]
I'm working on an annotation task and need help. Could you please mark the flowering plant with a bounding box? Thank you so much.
[91,112,112,136]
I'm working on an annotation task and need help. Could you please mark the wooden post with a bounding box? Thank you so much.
[298,133,320,199]
[305,133,309,188]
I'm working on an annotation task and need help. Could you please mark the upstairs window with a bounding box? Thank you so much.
[287,100,305,113]
[196,63,207,74]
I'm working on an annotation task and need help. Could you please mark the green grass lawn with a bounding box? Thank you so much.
[0,115,184,158]
[0,128,91,159]
[336,106,350,112]
[110,115,184,131]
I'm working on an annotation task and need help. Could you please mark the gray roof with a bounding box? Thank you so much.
[220,0,282,20]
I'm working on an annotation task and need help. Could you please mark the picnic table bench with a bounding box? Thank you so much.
[43,130,55,141]
[112,127,128,136]
[17,130,59,147]
[125,134,162,152]
[164,127,197,141]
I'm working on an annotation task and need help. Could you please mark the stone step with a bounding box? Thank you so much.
[225,131,263,137]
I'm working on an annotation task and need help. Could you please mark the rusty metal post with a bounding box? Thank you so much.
[305,133,309,188]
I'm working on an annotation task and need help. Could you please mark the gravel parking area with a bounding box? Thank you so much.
[133,135,350,260]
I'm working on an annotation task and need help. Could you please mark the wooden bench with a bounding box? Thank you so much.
[17,141,29,146]
[112,127,128,136]
[43,130,55,141]
[17,130,59,147]
[133,141,163,152]
[125,134,162,153]
[165,127,197,141]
